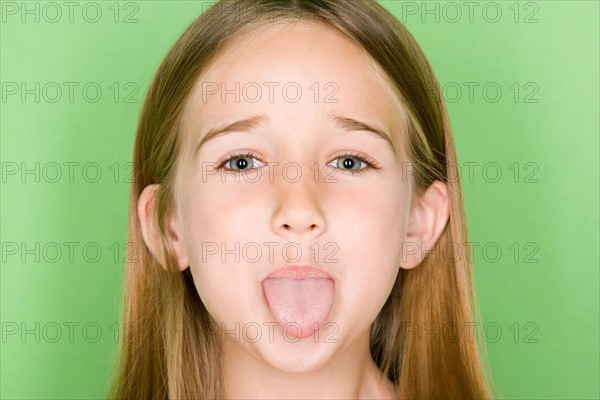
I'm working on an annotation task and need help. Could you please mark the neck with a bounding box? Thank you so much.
[220,330,397,399]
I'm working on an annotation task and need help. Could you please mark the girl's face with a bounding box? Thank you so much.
[173,21,413,372]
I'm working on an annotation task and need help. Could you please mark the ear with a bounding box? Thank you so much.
[138,184,189,271]
[400,180,450,270]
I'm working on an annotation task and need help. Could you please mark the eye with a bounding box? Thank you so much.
[327,152,380,175]
[217,152,266,174]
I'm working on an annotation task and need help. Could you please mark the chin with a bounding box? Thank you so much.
[252,334,340,373]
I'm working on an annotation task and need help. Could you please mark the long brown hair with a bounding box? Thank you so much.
[109,1,497,398]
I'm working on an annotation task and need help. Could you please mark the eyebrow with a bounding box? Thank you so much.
[331,114,396,155]
[194,113,396,158]
[194,114,266,158]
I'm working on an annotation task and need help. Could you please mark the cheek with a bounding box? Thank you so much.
[332,179,408,323]
[334,177,408,263]
[182,173,260,248]
[181,183,260,322]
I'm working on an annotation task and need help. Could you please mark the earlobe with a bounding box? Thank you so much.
[400,180,450,270]
[138,184,189,271]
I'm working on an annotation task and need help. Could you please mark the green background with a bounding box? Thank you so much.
[1,1,598,398]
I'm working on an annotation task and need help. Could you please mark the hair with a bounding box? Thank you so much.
[108,0,497,398]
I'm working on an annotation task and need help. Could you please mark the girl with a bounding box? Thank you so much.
[109,0,495,398]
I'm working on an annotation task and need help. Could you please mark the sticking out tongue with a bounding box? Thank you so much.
[262,278,334,339]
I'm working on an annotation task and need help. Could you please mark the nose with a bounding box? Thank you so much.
[271,166,326,240]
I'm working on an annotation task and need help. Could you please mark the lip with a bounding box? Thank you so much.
[263,264,333,281]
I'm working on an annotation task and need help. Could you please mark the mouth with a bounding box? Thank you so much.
[261,264,335,340]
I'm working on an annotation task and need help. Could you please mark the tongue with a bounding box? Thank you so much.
[262,278,334,339]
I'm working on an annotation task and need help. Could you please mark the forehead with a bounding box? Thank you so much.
[200,20,374,81]
[181,20,408,152]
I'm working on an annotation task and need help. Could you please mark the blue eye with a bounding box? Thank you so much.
[326,152,381,176]
[217,152,265,174]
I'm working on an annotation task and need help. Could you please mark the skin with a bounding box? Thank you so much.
[139,20,449,399]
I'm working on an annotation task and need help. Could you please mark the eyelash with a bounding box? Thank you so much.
[215,151,381,176]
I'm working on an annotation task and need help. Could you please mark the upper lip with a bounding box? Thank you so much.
[264,264,333,281]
